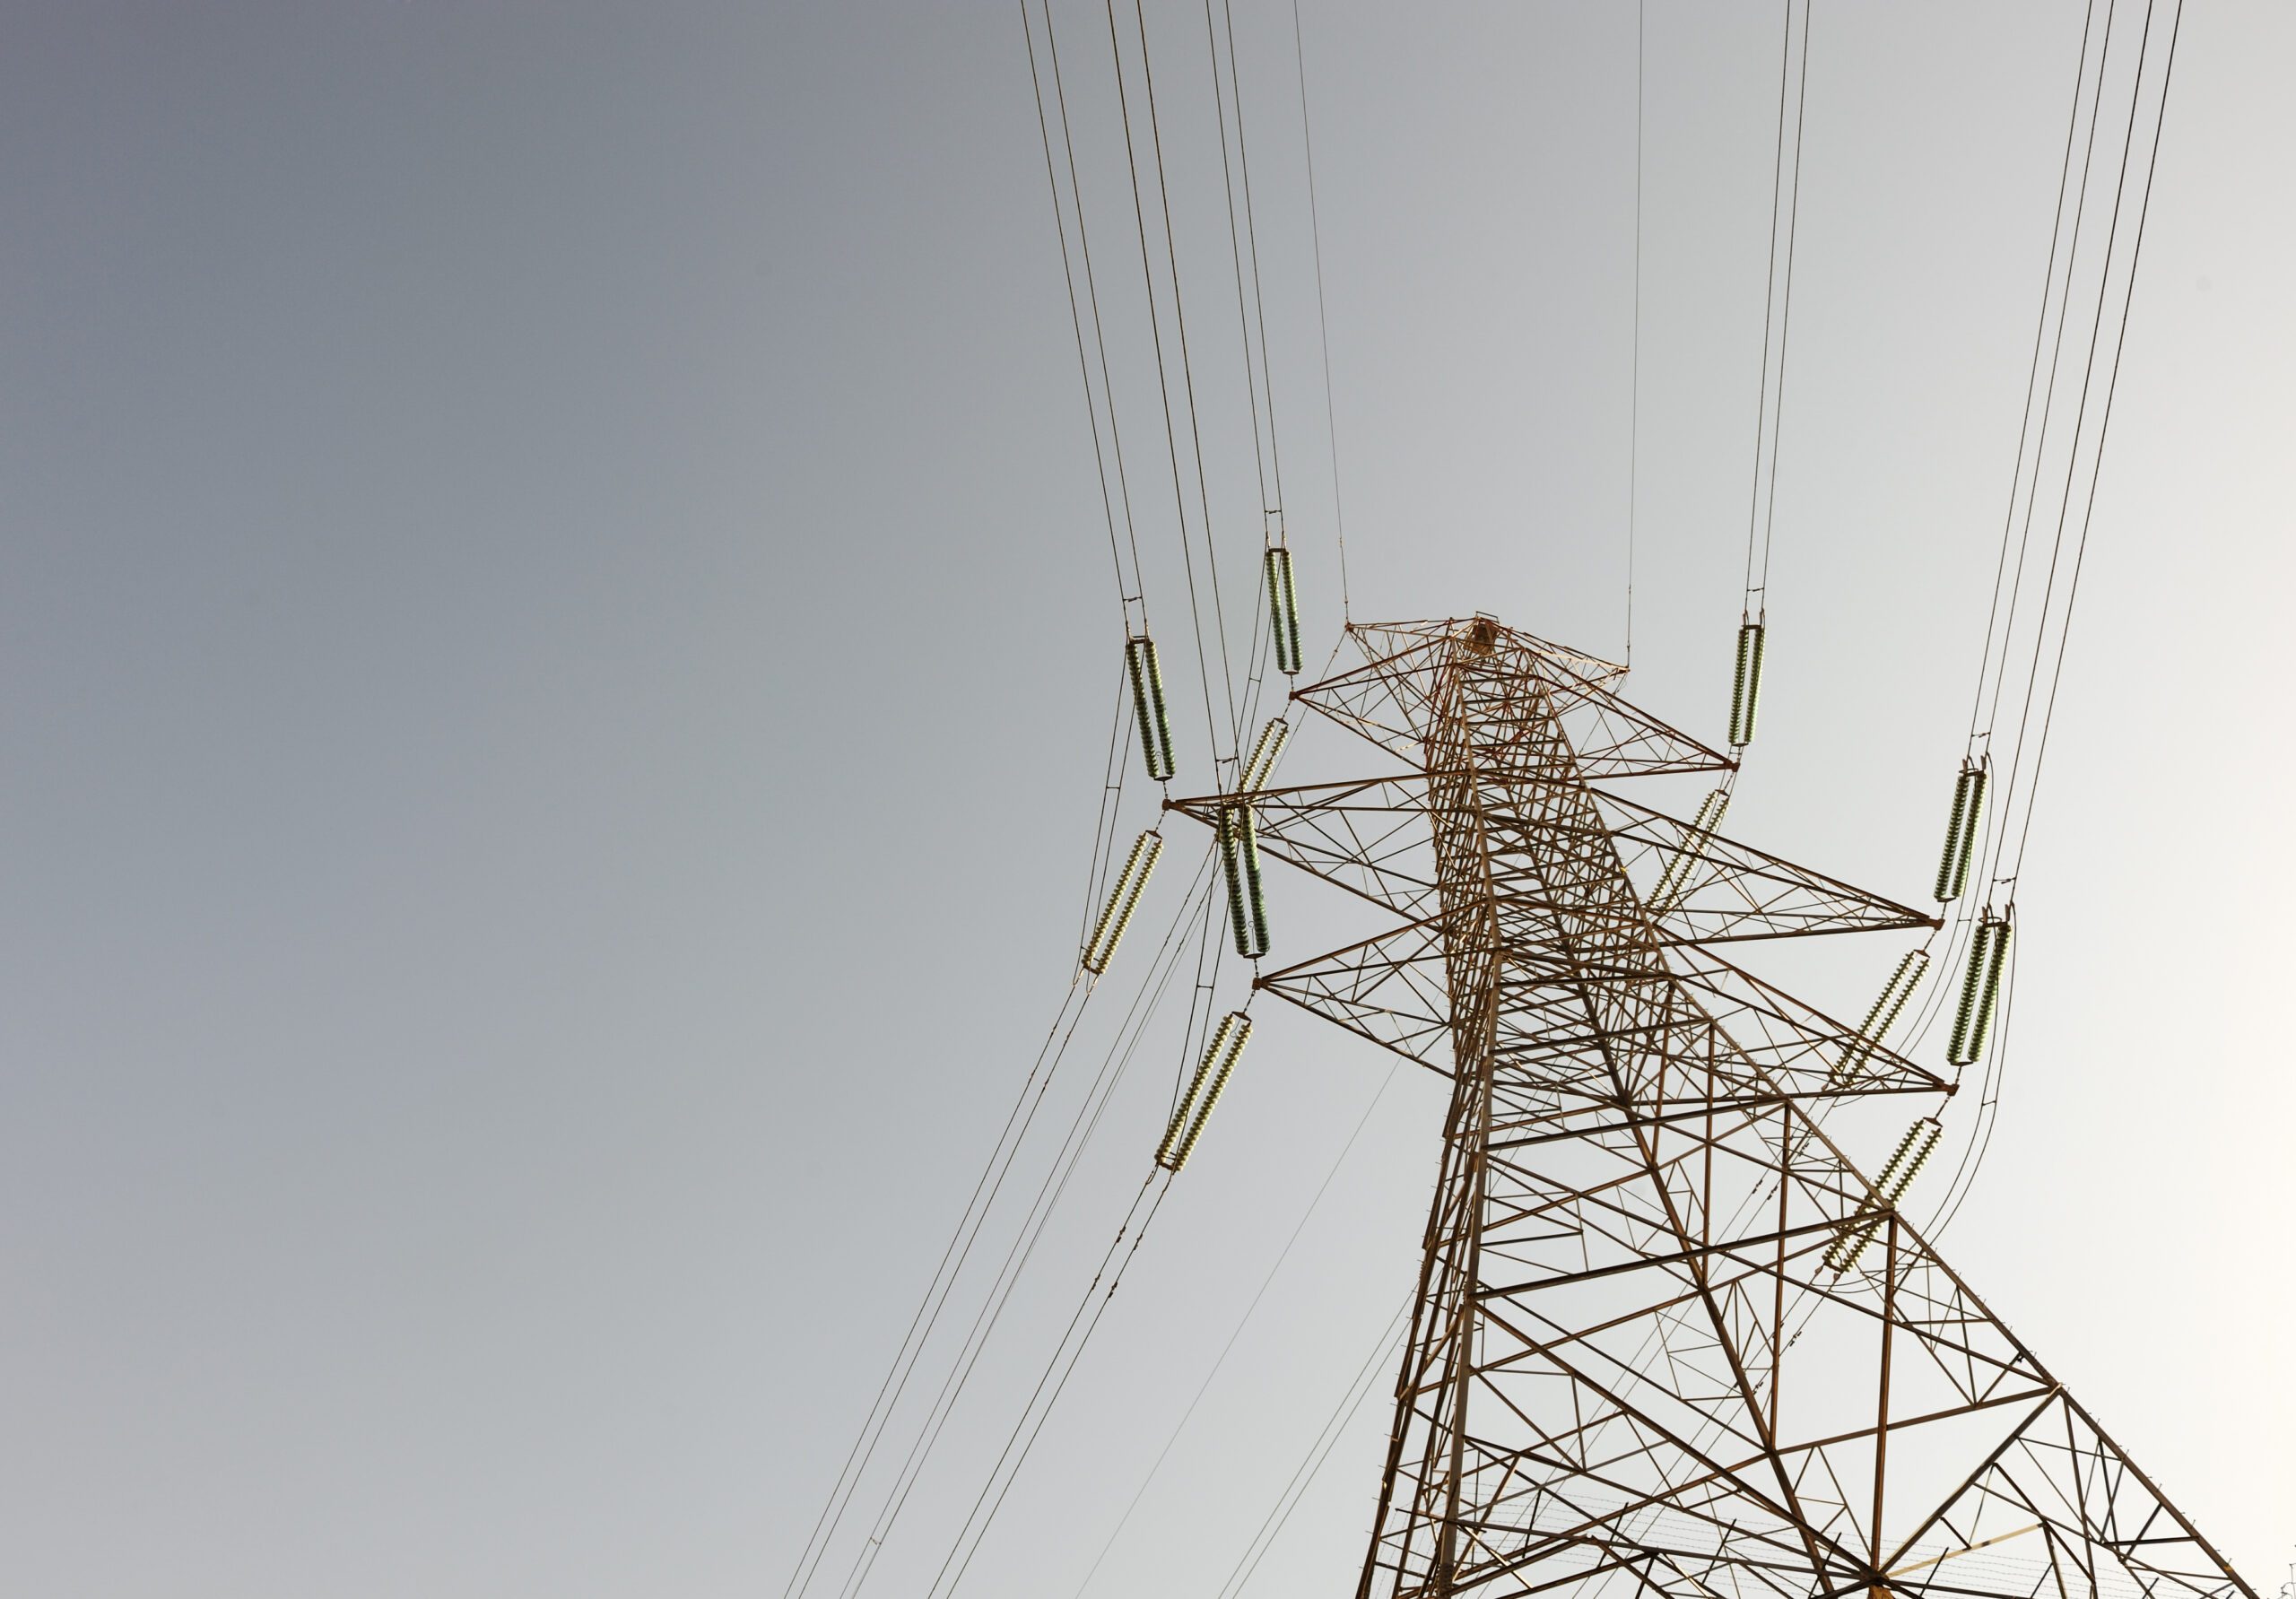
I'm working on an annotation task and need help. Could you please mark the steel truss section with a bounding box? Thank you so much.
[1170,618,2252,1599]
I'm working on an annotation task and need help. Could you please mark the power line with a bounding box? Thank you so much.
[1752,0,1812,617]
[1290,0,1352,625]
[1626,0,1644,667]
[1996,0,2184,892]
[830,854,1216,1599]
[776,974,1090,1599]
[1205,0,1287,561]
[1023,0,1152,635]
[1100,0,1229,777]
[1961,0,2106,752]
[1892,0,2114,1068]
[1979,0,2122,759]
[1215,1298,1410,1598]
[926,1175,1177,1597]
[1911,0,2185,1241]
[1074,1059,1401,1594]
[1120,0,1246,767]
[1738,0,1813,622]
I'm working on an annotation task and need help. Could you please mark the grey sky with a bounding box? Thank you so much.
[0,4,2287,1596]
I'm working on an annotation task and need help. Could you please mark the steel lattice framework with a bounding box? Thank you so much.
[1170,619,2251,1599]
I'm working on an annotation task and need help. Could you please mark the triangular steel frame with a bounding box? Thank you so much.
[1167,619,2252,1599]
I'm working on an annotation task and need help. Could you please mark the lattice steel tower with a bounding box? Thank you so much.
[1172,619,2250,1599]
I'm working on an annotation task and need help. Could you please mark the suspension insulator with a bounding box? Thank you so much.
[1933,761,1988,903]
[1946,911,2013,1067]
[1264,546,1303,676]
[1834,948,1930,1085]
[1156,1011,1252,1172]
[1824,1116,1944,1273]
[1125,634,1178,782]
[1239,717,1290,795]
[1727,621,1767,749]
[1969,911,2012,1061]
[1649,787,1730,913]
[1082,830,1163,976]
[1218,804,1271,959]
[1879,1117,1944,1205]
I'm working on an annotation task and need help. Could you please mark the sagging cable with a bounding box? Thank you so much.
[1728,621,1767,749]
[1934,760,1988,903]
[1156,1011,1252,1172]
[1126,634,1178,783]
[1825,1116,1944,1273]
[1082,830,1163,976]
[1264,546,1302,676]
[1218,804,1271,959]
[1946,909,2013,1067]
[1833,947,1929,1085]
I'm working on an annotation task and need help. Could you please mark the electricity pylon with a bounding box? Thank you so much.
[1171,619,2251,1599]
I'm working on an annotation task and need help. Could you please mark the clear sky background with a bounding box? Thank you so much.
[0,4,2288,1596]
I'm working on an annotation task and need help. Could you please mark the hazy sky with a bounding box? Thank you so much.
[0,4,2288,1596]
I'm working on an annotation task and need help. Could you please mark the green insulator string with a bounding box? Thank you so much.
[1216,804,1270,960]
[1264,545,1303,676]
[1125,634,1178,783]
